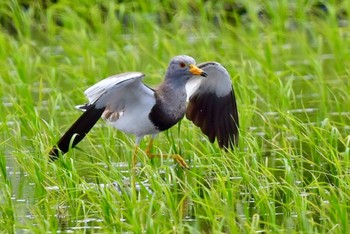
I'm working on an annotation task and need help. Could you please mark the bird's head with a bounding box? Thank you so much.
[166,55,207,82]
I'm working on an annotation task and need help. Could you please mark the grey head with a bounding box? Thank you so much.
[165,55,207,86]
[148,55,207,132]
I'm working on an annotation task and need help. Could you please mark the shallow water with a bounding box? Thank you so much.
[3,12,350,231]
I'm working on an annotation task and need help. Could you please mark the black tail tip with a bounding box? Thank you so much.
[49,147,60,162]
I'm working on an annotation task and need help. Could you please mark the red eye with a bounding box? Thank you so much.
[179,62,186,68]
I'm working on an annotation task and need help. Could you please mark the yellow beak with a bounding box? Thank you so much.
[189,64,207,77]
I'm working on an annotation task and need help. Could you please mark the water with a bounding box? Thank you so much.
[2,15,350,231]
[3,50,350,231]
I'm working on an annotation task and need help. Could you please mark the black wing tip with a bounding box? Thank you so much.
[220,134,239,150]
[48,146,61,162]
[48,104,105,162]
[75,103,91,111]
[187,91,239,150]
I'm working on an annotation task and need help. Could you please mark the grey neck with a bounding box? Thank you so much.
[148,79,188,131]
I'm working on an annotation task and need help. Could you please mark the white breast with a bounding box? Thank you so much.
[104,96,159,137]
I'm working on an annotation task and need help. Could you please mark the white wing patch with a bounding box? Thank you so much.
[81,71,158,137]
[186,62,232,98]
[84,72,145,105]
[185,76,201,101]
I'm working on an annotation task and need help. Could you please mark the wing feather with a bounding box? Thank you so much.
[49,72,155,160]
[186,62,239,148]
[84,72,153,109]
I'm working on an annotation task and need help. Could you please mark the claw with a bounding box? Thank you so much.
[172,154,189,169]
[146,152,189,169]
[145,140,189,169]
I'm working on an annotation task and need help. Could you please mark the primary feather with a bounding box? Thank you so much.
[186,62,239,148]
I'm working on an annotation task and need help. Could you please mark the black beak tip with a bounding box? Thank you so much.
[201,71,208,77]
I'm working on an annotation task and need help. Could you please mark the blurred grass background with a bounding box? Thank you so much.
[1,0,350,233]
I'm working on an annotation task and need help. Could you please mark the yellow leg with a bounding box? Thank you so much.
[145,139,189,169]
[145,138,154,155]
[131,145,138,190]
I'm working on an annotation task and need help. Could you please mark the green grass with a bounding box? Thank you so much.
[1,0,350,232]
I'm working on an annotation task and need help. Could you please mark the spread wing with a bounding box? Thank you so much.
[49,72,155,160]
[185,62,239,149]
[84,72,153,108]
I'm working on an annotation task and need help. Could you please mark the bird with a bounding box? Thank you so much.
[49,55,239,170]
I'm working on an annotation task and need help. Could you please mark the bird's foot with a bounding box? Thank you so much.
[147,153,189,169]
[171,154,189,169]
